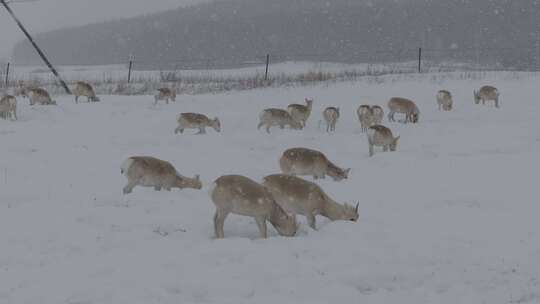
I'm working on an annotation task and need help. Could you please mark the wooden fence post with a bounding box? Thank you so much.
[264,54,270,80]
[4,62,9,87]
[418,47,422,73]
[127,59,133,83]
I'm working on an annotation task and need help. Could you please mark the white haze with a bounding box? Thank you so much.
[0,0,210,60]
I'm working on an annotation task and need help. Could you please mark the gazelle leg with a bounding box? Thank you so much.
[214,210,228,239]
[307,213,317,230]
[123,180,137,194]
[255,217,268,239]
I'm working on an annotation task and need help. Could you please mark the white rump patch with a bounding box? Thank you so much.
[120,158,134,175]
[208,182,217,196]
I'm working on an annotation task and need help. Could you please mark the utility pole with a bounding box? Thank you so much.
[1,0,71,94]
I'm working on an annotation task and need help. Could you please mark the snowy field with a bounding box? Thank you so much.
[1,73,539,303]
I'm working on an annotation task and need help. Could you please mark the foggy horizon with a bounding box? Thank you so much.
[0,0,210,60]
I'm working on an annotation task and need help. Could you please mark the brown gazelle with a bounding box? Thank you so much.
[371,105,384,124]
[387,97,420,123]
[210,175,297,239]
[474,86,500,108]
[322,107,339,132]
[437,90,453,111]
[175,113,221,134]
[357,105,374,132]
[120,156,202,194]
[367,125,400,157]
[262,174,359,230]
[257,108,303,133]
[154,87,176,105]
[0,95,17,120]
[23,87,56,106]
[74,81,100,103]
[287,98,313,128]
[280,147,350,181]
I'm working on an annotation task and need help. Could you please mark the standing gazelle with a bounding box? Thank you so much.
[436,90,453,111]
[257,108,303,133]
[367,125,400,157]
[210,175,297,239]
[0,95,17,120]
[121,156,202,194]
[280,147,350,181]
[262,174,359,230]
[23,87,56,106]
[474,86,500,108]
[387,97,420,123]
[175,113,221,135]
[74,81,100,103]
[357,105,374,132]
[322,107,339,132]
[287,98,313,128]
[371,105,384,124]
[154,88,176,105]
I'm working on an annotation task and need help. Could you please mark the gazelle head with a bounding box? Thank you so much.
[305,98,313,108]
[274,212,297,237]
[390,136,400,151]
[328,166,351,181]
[342,202,359,222]
[473,90,480,104]
[176,174,202,190]
[211,117,221,132]
[410,112,419,123]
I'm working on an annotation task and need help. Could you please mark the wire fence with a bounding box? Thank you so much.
[2,46,540,95]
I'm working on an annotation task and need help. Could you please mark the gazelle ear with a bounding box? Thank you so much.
[355,202,359,213]
[194,174,200,181]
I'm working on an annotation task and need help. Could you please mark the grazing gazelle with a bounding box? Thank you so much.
[387,97,420,123]
[371,105,384,124]
[210,175,297,239]
[154,87,176,105]
[23,87,56,106]
[287,98,313,128]
[280,147,350,181]
[0,95,17,120]
[257,108,303,133]
[262,174,359,230]
[120,156,202,194]
[474,86,500,108]
[367,125,400,157]
[175,113,221,134]
[73,81,100,103]
[322,107,339,132]
[436,90,453,111]
[357,105,374,132]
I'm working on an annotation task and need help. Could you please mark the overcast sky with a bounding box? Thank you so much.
[0,0,209,60]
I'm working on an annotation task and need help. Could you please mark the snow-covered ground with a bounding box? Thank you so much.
[1,73,539,303]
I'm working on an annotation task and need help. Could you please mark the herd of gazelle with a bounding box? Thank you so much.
[1,81,500,238]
